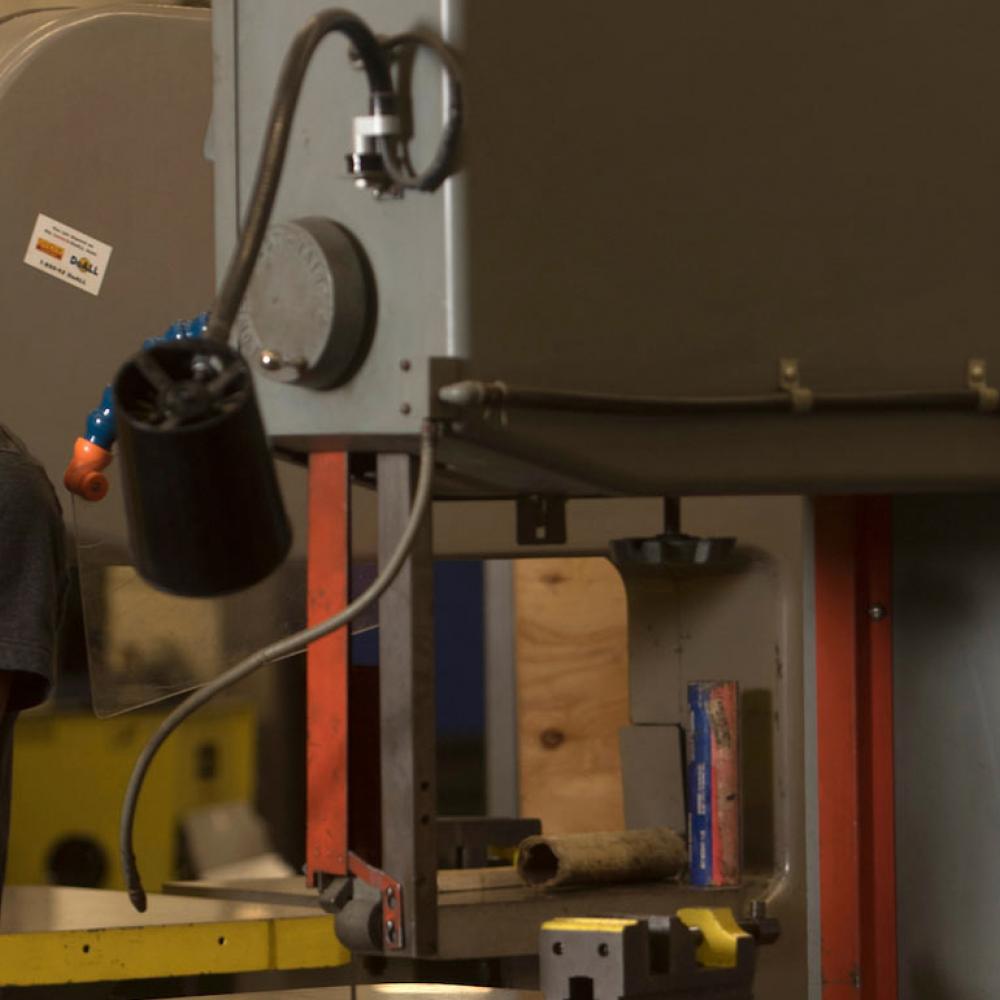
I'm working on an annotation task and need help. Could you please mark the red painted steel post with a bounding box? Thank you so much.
[814,497,897,1000]
[856,497,897,1000]
[815,497,863,998]
[306,453,350,882]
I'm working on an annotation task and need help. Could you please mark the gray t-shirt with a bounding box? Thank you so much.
[0,427,66,893]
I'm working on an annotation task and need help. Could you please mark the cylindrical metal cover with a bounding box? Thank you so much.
[114,340,291,597]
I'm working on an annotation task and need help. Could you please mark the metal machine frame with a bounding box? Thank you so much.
[301,475,902,1000]
[303,461,780,962]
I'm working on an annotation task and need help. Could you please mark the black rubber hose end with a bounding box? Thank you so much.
[125,853,148,913]
[128,883,148,914]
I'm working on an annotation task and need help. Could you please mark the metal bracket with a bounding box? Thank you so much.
[516,494,567,545]
[779,357,814,413]
[347,852,405,950]
[967,358,999,412]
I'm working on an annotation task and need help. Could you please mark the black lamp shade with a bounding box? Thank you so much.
[114,340,291,597]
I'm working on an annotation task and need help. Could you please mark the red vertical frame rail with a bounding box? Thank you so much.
[306,453,350,882]
[814,497,897,999]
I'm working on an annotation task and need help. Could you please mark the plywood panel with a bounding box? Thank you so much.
[515,558,628,833]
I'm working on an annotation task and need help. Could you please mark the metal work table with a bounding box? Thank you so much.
[178,989,530,1000]
[165,873,761,960]
[0,885,349,988]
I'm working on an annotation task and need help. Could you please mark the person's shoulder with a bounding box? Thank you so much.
[0,426,62,518]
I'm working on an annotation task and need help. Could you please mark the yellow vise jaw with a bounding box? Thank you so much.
[675,907,751,970]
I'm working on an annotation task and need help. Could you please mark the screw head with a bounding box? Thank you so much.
[386,919,397,942]
[400,359,412,372]
[259,349,306,375]
[259,349,283,372]
[400,402,412,415]
[868,604,888,621]
[385,887,395,907]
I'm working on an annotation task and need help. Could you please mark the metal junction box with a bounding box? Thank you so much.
[214,0,1000,494]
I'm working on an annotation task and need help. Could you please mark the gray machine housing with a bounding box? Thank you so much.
[216,0,1000,495]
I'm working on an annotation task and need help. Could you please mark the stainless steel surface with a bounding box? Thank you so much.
[378,453,438,955]
[893,495,1000,999]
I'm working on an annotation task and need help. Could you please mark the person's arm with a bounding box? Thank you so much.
[0,447,66,712]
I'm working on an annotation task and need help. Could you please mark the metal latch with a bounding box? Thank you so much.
[967,358,999,412]
[779,358,813,413]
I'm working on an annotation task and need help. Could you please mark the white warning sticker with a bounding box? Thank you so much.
[23,214,113,296]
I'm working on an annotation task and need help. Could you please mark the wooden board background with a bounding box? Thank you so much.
[514,557,629,833]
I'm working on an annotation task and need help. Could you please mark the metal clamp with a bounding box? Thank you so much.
[347,105,402,194]
[348,852,405,950]
[967,358,999,412]
[540,908,774,1000]
[779,358,814,413]
[320,852,405,953]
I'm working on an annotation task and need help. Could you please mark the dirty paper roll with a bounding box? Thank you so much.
[516,827,686,890]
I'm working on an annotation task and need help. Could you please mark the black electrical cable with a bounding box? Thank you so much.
[205,9,394,344]
[438,380,997,417]
[376,30,464,193]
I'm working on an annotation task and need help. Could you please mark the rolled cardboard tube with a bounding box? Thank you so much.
[516,827,687,890]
